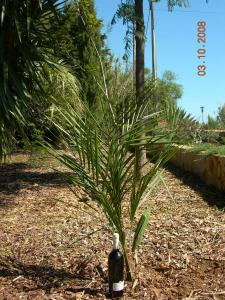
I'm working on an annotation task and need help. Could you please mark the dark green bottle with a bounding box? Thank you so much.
[108,233,124,299]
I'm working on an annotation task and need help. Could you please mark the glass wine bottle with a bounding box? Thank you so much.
[108,233,124,299]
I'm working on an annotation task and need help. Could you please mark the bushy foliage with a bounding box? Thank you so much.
[50,0,110,107]
[207,115,221,130]
[217,104,225,127]
[205,104,225,130]
[145,70,183,111]
[190,143,225,157]
[0,0,82,158]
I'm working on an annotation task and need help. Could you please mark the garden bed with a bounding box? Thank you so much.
[0,152,224,299]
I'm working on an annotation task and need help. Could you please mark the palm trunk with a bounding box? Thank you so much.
[135,0,146,178]
[122,243,134,282]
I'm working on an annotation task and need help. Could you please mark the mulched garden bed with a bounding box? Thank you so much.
[0,152,224,300]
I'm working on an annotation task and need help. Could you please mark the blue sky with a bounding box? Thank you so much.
[95,0,225,122]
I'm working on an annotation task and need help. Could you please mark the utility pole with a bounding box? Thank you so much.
[133,21,136,87]
[200,106,204,124]
[150,0,157,81]
[150,0,157,110]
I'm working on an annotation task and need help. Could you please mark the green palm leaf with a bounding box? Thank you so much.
[132,209,150,253]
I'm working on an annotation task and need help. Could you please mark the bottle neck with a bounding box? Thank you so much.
[113,233,119,250]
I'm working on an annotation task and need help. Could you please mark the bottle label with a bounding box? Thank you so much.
[113,281,124,292]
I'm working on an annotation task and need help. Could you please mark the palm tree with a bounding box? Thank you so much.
[135,0,146,177]
[0,0,81,159]
[113,0,190,178]
[44,86,183,281]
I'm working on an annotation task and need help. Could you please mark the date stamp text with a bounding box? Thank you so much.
[197,21,206,76]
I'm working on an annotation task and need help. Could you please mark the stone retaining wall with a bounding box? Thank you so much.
[170,146,225,191]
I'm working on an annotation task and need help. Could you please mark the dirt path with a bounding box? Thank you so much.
[0,152,224,300]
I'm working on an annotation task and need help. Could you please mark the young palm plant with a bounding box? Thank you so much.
[44,81,181,281]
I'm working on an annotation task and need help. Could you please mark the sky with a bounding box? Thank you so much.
[95,0,225,122]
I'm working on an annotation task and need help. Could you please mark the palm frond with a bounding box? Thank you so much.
[44,85,184,253]
[0,0,72,159]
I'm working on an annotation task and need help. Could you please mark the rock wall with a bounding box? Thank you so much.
[170,146,225,191]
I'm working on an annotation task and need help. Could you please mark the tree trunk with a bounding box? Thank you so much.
[135,0,146,178]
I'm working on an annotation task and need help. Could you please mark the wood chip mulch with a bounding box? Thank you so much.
[0,152,224,300]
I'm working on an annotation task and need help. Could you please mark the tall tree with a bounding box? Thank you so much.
[51,0,110,108]
[113,0,190,177]
[135,0,146,176]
